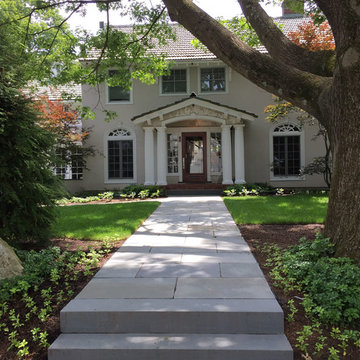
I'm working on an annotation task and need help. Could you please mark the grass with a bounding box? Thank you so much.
[52,202,160,240]
[224,194,328,224]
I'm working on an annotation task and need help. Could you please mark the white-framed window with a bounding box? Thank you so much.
[167,134,179,174]
[161,69,188,95]
[200,67,226,93]
[210,132,222,173]
[270,123,305,180]
[105,128,136,183]
[106,70,132,104]
[54,147,83,180]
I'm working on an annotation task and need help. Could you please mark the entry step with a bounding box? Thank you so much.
[60,298,284,334]
[49,333,293,360]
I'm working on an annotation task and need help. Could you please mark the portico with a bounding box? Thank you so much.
[132,95,257,186]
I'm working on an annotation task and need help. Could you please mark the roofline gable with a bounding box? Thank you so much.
[132,95,257,125]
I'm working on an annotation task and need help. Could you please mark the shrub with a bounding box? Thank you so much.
[0,80,64,247]
[55,186,164,204]
[120,185,164,199]
[98,192,114,201]
[223,183,276,196]
[269,234,360,326]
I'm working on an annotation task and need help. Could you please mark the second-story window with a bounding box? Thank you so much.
[107,70,131,103]
[161,69,187,94]
[200,67,226,93]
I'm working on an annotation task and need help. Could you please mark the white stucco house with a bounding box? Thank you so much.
[62,13,327,193]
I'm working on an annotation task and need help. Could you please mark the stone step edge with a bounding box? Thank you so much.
[60,298,284,334]
[61,298,283,313]
[49,333,293,355]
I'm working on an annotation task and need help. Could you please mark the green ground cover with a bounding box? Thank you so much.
[52,202,160,240]
[224,194,328,224]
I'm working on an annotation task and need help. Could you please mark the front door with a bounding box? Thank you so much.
[182,132,207,183]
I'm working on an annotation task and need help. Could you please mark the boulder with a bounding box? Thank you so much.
[0,238,23,280]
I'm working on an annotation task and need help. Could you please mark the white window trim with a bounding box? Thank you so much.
[269,121,305,181]
[209,131,222,175]
[104,128,137,184]
[166,131,181,176]
[54,147,83,181]
[105,72,133,105]
[198,66,229,95]
[159,68,189,97]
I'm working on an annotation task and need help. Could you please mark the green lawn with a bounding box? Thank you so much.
[224,195,328,224]
[52,202,160,240]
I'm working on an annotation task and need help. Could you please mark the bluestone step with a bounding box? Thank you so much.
[48,333,293,360]
[60,298,284,334]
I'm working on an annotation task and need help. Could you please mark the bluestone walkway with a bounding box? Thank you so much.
[49,196,293,360]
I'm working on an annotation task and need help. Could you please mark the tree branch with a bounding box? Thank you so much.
[314,0,360,52]
[238,0,334,77]
[0,0,119,27]
[41,4,82,65]
[162,0,330,120]
[124,6,166,49]
[89,3,111,78]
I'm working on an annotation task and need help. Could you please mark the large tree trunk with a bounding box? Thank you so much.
[324,61,360,263]
[162,0,360,263]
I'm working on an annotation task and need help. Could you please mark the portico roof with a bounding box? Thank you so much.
[132,93,257,126]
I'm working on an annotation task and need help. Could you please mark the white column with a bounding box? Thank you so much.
[156,126,167,185]
[221,125,233,184]
[234,124,246,184]
[144,127,155,185]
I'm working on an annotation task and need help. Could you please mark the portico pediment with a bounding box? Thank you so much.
[164,104,226,121]
[132,94,257,127]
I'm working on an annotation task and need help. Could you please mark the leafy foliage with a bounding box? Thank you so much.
[34,92,94,171]
[0,242,118,358]
[191,16,262,51]
[288,16,334,51]
[267,234,360,326]
[0,78,64,247]
[0,0,80,87]
[118,184,165,199]
[35,93,88,144]
[223,183,279,196]
[0,0,175,89]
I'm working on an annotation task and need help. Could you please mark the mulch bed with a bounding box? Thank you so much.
[0,239,124,360]
[240,224,358,360]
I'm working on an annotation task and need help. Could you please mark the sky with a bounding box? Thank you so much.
[66,0,282,33]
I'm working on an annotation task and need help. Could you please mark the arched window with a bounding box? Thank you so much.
[106,128,135,182]
[270,123,304,179]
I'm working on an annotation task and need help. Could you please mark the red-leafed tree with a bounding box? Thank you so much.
[34,92,93,172]
[288,17,335,51]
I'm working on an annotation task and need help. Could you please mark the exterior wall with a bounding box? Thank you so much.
[67,60,327,192]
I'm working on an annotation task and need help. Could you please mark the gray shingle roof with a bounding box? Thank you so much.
[86,16,309,60]
[24,83,82,101]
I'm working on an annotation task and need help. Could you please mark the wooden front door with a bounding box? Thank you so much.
[182,132,207,183]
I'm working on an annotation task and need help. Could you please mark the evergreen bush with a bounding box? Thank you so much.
[0,80,64,247]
